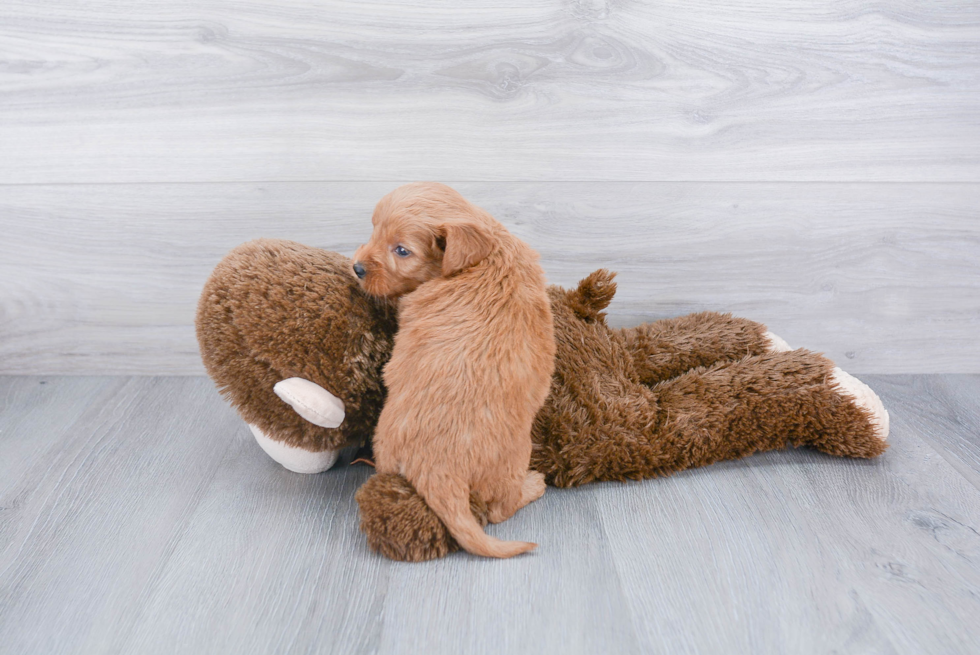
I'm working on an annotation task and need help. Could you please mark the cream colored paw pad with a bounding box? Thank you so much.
[831,368,890,442]
[248,423,340,474]
[764,331,792,353]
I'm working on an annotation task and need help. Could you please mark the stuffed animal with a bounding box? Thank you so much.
[196,239,397,473]
[197,239,889,561]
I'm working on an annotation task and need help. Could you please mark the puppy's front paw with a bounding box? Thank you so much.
[273,377,345,428]
[248,423,340,474]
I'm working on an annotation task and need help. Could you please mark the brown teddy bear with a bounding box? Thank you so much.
[197,239,889,561]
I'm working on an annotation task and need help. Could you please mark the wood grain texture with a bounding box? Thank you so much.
[868,375,980,493]
[595,376,980,653]
[1,375,979,654]
[2,182,978,374]
[0,377,240,654]
[1,1,978,183]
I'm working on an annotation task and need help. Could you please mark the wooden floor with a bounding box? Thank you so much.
[1,375,979,654]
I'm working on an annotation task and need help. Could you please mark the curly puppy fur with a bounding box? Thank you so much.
[196,239,397,451]
[358,270,888,561]
[352,183,556,559]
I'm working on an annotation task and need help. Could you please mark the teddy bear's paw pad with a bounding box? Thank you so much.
[273,377,345,428]
[248,423,340,473]
[764,331,793,353]
[831,368,890,442]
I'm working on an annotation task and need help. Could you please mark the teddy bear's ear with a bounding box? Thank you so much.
[568,269,617,322]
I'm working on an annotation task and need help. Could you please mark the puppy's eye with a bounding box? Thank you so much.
[393,245,411,257]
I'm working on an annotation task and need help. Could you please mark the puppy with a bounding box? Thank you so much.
[352,183,555,558]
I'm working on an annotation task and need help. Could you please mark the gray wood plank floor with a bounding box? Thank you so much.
[1,375,979,655]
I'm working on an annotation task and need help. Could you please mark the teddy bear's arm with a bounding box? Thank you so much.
[613,311,786,386]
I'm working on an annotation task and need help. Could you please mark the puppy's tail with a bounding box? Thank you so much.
[418,479,536,559]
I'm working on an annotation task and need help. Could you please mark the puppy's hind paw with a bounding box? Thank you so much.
[522,470,547,504]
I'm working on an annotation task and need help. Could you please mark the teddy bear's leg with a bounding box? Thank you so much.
[827,367,890,447]
[615,311,785,385]
[538,349,888,487]
[645,350,889,463]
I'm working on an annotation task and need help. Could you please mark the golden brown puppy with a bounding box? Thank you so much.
[352,182,555,558]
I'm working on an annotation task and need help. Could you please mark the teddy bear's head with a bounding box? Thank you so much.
[197,239,398,452]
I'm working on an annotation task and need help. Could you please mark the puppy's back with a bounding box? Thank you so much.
[372,195,555,559]
[385,228,554,450]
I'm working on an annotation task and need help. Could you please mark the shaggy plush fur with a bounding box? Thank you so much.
[352,183,555,559]
[531,270,885,486]
[196,239,397,452]
[197,240,888,562]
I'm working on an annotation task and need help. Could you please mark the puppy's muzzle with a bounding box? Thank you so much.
[352,262,367,279]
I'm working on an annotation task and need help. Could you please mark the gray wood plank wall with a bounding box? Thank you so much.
[1,1,978,374]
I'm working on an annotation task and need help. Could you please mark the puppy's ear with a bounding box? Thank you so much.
[438,220,494,276]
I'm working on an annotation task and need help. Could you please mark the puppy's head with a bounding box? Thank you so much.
[352,183,496,298]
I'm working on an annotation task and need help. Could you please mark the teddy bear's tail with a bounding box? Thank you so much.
[566,268,617,322]
[416,478,536,559]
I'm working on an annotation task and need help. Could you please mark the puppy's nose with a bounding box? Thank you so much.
[352,262,366,279]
